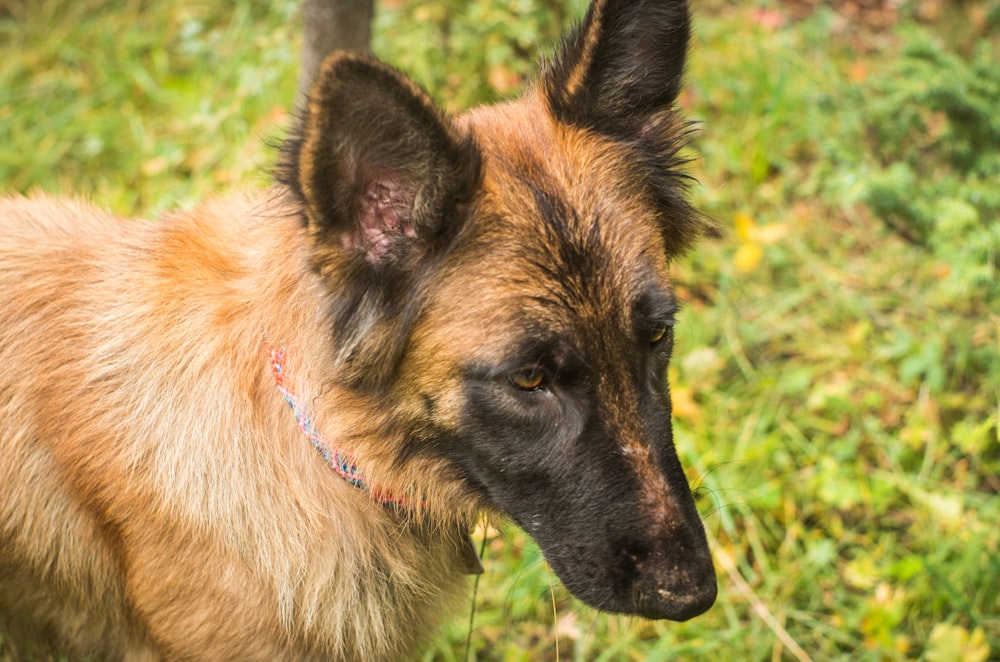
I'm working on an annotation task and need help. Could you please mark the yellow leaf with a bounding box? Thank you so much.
[734,212,756,242]
[924,493,964,528]
[734,242,763,273]
[844,556,879,591]
[850,61,869,83]
[926,624,991,662]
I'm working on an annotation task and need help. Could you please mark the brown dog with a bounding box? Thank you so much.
[0,0,717,658]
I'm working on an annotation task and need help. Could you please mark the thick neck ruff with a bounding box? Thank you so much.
[269,346,485,575]
[268,346,418,509]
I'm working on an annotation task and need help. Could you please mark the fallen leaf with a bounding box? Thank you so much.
[850,61,869,83]
[734,242,764,273]
[926,624,991,662]
[734,211,756,242]
[670,384,701,422]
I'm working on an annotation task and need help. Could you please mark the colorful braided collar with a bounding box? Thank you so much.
[268,346,417,509]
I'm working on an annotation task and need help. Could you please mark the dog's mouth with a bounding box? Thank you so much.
[525,520,717,621]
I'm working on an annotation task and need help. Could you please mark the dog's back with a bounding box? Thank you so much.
[0,197,136,655]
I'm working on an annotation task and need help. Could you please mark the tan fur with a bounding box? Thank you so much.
[0,194,473,660]
[0,93,665,660]
[556,0,605,105]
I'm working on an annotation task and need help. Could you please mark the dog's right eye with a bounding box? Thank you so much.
[508,368,546,392]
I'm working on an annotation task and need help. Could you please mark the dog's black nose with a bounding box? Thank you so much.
[631,547,718,621]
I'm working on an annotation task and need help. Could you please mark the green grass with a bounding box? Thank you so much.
[2,0,998,660]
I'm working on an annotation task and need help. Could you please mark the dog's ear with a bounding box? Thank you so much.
[277,53,481,389]
[544,0,714,256]
[544,0,690,138]
[286,52,481,263]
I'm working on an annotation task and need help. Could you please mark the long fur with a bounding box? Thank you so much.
[0,194,473,659]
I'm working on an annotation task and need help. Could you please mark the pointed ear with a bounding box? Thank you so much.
[544,0,716,257]
[284,52,481,262]
[544,0,690,138]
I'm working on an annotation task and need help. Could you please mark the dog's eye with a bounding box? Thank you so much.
[650,322,674,345]
[509,368,546,391]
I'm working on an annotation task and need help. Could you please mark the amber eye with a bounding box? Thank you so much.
[509,368,546,391]
[650,323,672,345]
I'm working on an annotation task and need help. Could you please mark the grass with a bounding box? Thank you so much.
[1,0,998,660]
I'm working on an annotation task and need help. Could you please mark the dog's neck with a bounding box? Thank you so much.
[268,345,485,576]
[267,346,420,509]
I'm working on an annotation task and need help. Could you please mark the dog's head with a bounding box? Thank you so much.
[280,0,717,621]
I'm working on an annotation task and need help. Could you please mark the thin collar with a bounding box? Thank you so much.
[268,346,418,509]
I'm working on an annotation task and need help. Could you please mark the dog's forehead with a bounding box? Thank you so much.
[411,99,677,370]
[458,98,673,310]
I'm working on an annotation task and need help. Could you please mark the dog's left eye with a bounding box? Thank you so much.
[650,322,674,345]
[509,368,546,391]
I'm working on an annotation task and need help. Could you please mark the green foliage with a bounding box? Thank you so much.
[372,0,588,112]
[1,1,998,661]
[861,31,1000,302]
[0,0,300,217]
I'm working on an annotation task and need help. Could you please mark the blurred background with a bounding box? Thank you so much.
[1,1,997,659]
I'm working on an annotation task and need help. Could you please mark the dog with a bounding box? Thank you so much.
[0,0,717,658]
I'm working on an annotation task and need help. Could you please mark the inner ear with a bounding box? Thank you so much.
[348,166,418,259]
[282,52,481,263]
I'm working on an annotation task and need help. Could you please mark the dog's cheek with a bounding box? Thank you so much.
[451,384,645,549]
[439,377,715,618]
[422,379,570,500]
